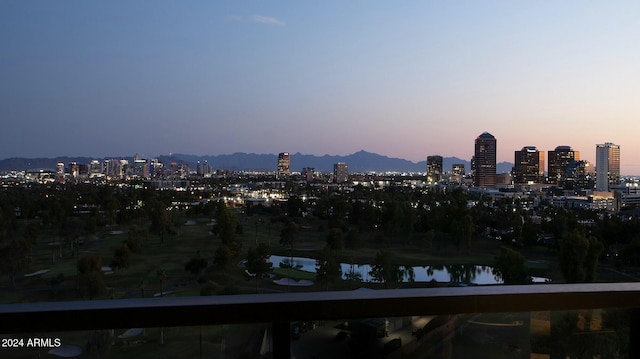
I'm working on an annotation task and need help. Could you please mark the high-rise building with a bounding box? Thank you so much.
[473,132,496,187]
[596,142,621,191]
[426,155,443,184]
[450,163,466,184]
[89,160,101,178]
[131,156,149,179]
[565,160,594,190]
[119,159,129,178]
[197,161,213,177]
[56,162,65,183]
[302,167,315,182]
[512,146,544,184]
[277,152,290,179]
[78,163,90,180]
[103,159,123,180]
[452,164,465,176]
[548,146,580,185]
[151,158,164,178]
[333,162,349,183]
[170,162,188,179]
[68,162,79,182]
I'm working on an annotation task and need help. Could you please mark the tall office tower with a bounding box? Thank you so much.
[277,152,290,179]
[512,146,545,184]
[171,162,188,179]
[548,146,580,185]
[119,159,129,178]
[89,160,101,177]
[452,163,465,176]
[68,162,79,182]
[56,162,65,183]
[596,142,621,191]
[426,155,443,184]
[302,167,315,182]
[78,164,90,180]
[132,156,149,179]
[333,162,349,183]
[151,159,164,178]
[197,161,213,177]
[565,160,594,190]
[102,160,110,178]
[103,159,123,180]
[473,132,497,187]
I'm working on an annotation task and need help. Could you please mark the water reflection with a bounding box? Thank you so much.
[269,255,549,284]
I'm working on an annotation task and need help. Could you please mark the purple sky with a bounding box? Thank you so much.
[2,1,639,174]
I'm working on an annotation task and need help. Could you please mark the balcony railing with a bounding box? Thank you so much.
[2,282,640,358]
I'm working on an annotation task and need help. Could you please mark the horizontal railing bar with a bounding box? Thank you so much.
[1,283,640,333]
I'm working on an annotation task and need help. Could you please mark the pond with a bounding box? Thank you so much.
[269,255,550,285]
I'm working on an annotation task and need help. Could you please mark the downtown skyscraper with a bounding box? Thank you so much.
[548,146,580,185]
[513,146,544,184]
[426,155,443,184]
[333,162,349,183]
[596,142,620,191]
[473,132,496,188]
[277,152,290,179]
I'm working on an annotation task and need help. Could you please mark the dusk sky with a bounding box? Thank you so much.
[2,1,639,173]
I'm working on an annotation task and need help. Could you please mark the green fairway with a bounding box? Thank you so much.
[0,209,572,304]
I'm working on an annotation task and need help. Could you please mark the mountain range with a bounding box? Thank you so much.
[0,151,515,174]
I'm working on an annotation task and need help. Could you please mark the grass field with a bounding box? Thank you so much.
[0,210,615,304]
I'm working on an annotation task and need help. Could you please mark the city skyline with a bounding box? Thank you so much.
[2,2,639,174]
[0,138,636,176]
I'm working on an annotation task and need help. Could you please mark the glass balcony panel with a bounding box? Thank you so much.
[2,284,640,358]
[290,309,629,359]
